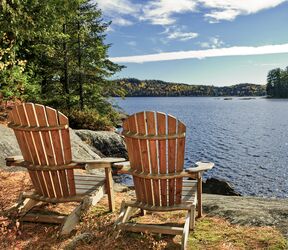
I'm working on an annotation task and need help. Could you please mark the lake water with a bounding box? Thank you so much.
[114,97,288,198]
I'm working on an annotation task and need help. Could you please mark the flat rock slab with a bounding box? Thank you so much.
[203,194,288,238]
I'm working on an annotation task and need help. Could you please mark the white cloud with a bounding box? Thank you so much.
[167,31,198,41]
[110,43,288,63]
[127,41,137,46]
[200,0,287,22]
[200,37,224,48]
[163,26,198,41]
[113,17,133,26]
[95,0,140,26]
[141,0,197,25]
[96,0,140,15]
[96,0,287,27]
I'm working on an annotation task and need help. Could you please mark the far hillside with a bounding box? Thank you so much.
[115,78,266,97]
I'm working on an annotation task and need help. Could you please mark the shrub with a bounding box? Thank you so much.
[66,108,117,131]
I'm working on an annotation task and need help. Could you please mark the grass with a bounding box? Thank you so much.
[0,170,287,250]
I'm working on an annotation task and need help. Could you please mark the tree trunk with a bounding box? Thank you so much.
[63,23,70,109]
[78,19,83,110]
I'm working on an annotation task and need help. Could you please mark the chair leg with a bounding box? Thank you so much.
[190,205,196,230]
[18,198,40,216]
[181,211,191,250]
[140,209,146,216]
[61,202,83,235]
[105,167,115,212]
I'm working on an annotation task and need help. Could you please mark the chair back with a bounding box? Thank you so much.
[122,111,186,207]
[8,103,76,198]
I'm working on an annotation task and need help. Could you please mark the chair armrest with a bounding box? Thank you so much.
[73,157,126,170]
[113,161,131,174]
[6,155,25,166]
[186,161,214,173]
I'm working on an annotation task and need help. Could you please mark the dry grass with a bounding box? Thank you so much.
[0,170,287,250]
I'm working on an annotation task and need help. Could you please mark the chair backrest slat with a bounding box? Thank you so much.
[123,111,186,207]
[176,121,186,203]
[59,112,75,196]
[136,112,153,205]
[146,111,160,206]
[157,112,168,206]
[168,115,177,206]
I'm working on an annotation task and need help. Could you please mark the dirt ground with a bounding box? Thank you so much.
[0,170,287,250]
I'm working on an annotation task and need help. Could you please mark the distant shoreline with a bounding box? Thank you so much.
[115,78,267,97]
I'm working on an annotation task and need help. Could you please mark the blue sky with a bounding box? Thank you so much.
[96,0,288,86]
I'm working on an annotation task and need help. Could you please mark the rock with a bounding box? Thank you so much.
[75,130,128,158]
[69,129,101,160]
[64,232,94,250]
[203,178,241,196]
[203,194,288,238]
[0,125,21,168]
[0,125,101,169]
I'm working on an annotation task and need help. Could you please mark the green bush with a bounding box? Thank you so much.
[66,108,117,131]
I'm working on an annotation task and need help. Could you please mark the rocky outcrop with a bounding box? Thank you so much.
[69,129,101,160]
[75,130,127,158]
[0,125,101,169]
[203,178,241,196]
[0,124,21,168]
[203,194,288,238]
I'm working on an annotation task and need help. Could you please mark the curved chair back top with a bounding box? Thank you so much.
[8,103,75,198]
[122,111,186,207]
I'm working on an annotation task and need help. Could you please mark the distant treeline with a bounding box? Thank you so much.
[115,78,266,97]
[266,67,288,98]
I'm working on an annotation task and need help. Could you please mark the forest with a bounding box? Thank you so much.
[266,66,288,98]
[0,0,124,130]
[115,78,266,97]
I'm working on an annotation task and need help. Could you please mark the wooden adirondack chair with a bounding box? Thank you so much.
[5,103,125,234]
[114,111,214,249]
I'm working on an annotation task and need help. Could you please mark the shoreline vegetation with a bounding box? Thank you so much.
[114,78,266,97]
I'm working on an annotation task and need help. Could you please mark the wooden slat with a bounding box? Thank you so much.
[176,120,186,204]
[17,105,39,165]
[9,108,40,193]
[9,108,31,161]
[157,112,167,206]
[74,174,105,181]
[123,119,141,202]
[16,105,43,195]
[146,111,160,206]
[24,103,49,197]
[119,223,184,235]
[136,112,153,205]
[168,115,177,206]
[46,107,64,198]
[34,105,56,198]
[58,112,73,197]
[128,114,146,202]
[21,213,66,224]
[35,105,55,165]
